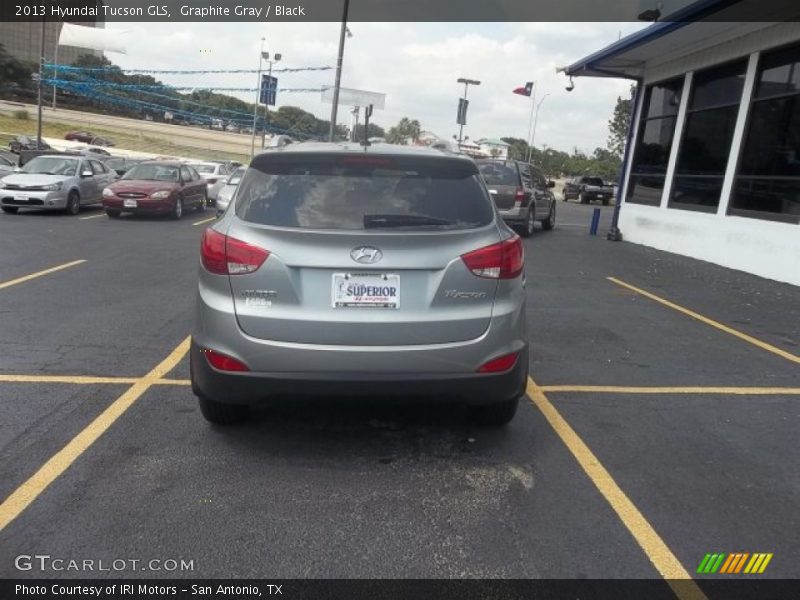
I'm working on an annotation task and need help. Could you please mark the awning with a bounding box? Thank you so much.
[562,0,799,79]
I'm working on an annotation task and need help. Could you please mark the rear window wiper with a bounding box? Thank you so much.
[364,214,453,229]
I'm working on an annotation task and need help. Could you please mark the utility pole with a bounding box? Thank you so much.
[36,18,46,150]
[328,0,350,142]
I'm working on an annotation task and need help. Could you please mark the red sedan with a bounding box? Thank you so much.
[102,161,207,219]
[64,131,96,143]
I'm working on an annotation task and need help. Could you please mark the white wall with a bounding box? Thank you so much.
[618,22,800,286]
[619,205,800,286]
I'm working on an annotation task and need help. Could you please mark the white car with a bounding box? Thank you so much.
[188,162,230,204]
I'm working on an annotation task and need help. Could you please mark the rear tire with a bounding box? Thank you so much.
[197,192,207,211]
[519,205,535,238]
[541,202,556,230]
[469,397,519,427]
[1,206,19,214]
[579,192,589,205]
[64,190,80,215]
[602,198,610,206]
[198,395,248,425]
[106,209,121,218]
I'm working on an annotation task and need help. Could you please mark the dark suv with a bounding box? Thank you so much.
[476,159,556,237]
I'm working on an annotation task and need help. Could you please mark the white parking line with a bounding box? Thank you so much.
[79,214,106,220]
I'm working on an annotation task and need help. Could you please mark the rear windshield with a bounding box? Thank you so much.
[583,177,605,186]
[192,164,215,174]
[477,162,519,186]
[235,154,493,231]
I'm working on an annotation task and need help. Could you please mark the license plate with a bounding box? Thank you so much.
[597,193,604,198]
[332,273,400,309]
[123,199,137,208]
[14,195,27,202]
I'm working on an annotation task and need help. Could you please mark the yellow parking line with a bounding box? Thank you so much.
[0,336,190,533]
[153,378,191,386]
[79,214,106,220]
[540,385,800,395]
[192,216,216,226]
[0,374,139,385]
[607,277,800,365]
[0,260,86,291]
[527,378,706,599]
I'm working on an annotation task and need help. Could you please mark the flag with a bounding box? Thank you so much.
[513,82,534,96]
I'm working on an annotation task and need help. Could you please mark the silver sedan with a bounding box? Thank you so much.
[214,166,245,215]
[0,155,116,215]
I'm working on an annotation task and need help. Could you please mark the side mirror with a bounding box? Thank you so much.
[81,170,93,178]
[547,180,555,188]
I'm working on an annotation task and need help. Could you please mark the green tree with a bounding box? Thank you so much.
[608,84,635,160]
[386,117,421,144]
[0,43,33,87]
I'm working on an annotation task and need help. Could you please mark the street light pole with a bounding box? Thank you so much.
[456,77,480,145]
[529,93,550,162]
[250,37,266,159]
[261,52,281,149]
[328,0,350,142]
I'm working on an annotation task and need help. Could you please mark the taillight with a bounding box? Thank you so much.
[203,349,250,372]
[461,236,524,279]
[200,228,269,275]
[477,351,519,373]
[514,188,526,202]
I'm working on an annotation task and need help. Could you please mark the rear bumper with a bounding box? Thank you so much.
[190,338,528,406]
[497,203,531,224]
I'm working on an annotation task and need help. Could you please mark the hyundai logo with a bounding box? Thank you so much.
[350,246,383,264]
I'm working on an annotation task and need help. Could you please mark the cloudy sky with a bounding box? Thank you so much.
[107,22,647,153]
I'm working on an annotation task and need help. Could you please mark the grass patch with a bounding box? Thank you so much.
[0,114,248,163]
[12,110,29,120]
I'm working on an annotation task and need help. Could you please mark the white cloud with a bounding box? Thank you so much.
[105,22,645,154]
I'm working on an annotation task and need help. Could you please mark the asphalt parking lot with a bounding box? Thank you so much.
[0,201,798,592]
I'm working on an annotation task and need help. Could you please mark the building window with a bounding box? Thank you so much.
[669,61,746,212]
[626,78,683,206]
[731,43,800,224]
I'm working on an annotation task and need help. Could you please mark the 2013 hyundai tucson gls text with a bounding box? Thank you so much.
[190,143,528,426]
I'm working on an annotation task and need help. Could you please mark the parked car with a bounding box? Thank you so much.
[0,154,115,215]
[89,136,114,147]
[563,175,615,205]
[214,166,245,215]
[8,135,51,154]
[476,159,556,237]
[102,161,207,219]
[104,157,144,177]
[72,146,112,157]
[188,161,231,204]
[64,131,96,143]
[190,143,528,427]
[0,153,15,177]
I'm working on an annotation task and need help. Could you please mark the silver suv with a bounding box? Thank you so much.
[191,143,528,426]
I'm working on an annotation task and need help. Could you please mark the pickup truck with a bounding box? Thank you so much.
[563,176,615,205]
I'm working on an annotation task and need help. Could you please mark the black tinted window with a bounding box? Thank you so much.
[583,177,604,186]
[478,162,519,186]
[236,154,493,231]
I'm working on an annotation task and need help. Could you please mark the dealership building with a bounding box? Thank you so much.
[565,9,800,285]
